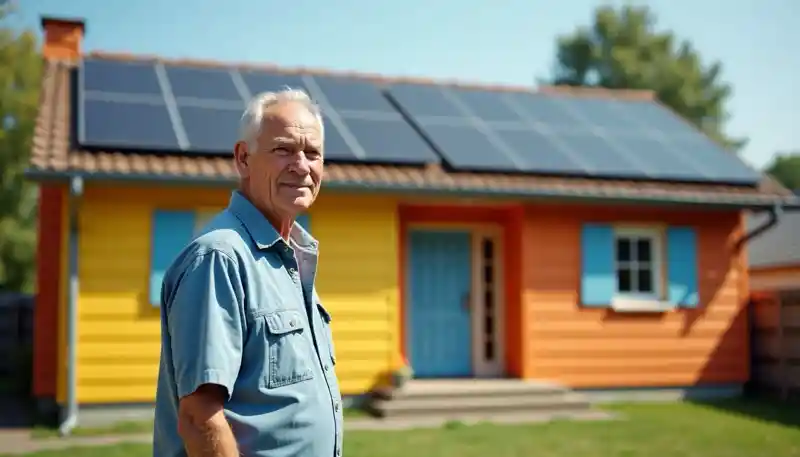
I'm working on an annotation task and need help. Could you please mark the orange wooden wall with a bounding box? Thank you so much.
[520,204,749,387]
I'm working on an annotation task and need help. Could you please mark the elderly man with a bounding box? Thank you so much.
[152,89,343,457]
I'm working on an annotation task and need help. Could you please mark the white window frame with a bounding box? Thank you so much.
[612,227,663,301]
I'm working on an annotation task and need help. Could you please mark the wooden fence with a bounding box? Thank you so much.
[750,289,800,400]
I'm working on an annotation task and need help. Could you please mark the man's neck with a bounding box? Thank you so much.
[238,189,293,241]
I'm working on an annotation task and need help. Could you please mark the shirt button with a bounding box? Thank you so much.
[288,267,297,275]
[324,364,330,372]
[334,402,340,412]
[336,449,341,456]
[289,320,297,328]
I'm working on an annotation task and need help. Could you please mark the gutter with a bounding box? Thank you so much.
[59,176,83,437]
[736,203,784,250]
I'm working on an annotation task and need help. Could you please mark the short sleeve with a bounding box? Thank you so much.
[165,249,245,400]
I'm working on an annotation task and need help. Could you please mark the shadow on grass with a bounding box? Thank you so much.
[688,394,800,429]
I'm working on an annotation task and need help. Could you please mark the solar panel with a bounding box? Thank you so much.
[342,117,438,164]
[555,132,643,177]
[240,71,307,96]
[505,93,579,130]
[420,123,520,171]
[670,131,758,183]
[76,58,760,185]
[611,135,707,181]
[453,90,525,124]
[165,65,243,102]
[82,58,162,96]
[311,78,439,165]
[179,106,241,154]
[388,82,761,184]
[492,127,587,174]
[387,84,583,174]
[311,75,398,114]
[554,98,640,131]
[321,116,361,161]
[386,84,464,118]
[82,99,180,150]
[615,100,693,134]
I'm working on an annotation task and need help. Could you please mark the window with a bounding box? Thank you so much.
[613,227,662,300]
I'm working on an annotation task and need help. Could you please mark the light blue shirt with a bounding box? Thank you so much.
[153,191,343,457]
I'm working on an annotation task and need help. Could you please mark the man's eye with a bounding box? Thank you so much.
[273,147,291,155]
[305,150,321,160]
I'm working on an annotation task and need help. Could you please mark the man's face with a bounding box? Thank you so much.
[234,101,324,220]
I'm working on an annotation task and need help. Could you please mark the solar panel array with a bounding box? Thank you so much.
[77,57,761,185]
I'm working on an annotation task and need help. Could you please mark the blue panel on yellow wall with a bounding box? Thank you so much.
[580,223,615,307]
[666,226,699,307]
[407,230,473,377]
[150,210,197,307]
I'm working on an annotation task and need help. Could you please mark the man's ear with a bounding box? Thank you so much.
[233,141,249,176]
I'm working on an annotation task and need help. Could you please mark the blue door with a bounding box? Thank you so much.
[407,230,473,377]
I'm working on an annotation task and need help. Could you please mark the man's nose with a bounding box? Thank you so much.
[291,151,312,174]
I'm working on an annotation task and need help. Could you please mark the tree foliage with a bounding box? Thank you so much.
[0,10,41,292]
[549,5,744,151]
[764,152,800,191]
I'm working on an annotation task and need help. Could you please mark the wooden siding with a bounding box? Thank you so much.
[521,204,749,387]
[311,192,399,394]
[61,185,399,403]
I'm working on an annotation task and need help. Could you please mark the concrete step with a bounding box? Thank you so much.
[373,379,569,400]
[370,392,591,418]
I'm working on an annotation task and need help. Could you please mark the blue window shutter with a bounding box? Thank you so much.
[150,210,196,307]
[667,226,699,308]
[296,213,311,233]
[580,224,615,307]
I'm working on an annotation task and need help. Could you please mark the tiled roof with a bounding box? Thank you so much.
[27,54,800,208]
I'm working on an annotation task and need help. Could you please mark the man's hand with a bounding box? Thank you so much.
[178,384,239,457]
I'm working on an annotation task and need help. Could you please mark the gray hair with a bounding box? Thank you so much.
[238,88,324,151]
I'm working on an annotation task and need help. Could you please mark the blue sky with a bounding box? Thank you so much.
[11,0,798,169]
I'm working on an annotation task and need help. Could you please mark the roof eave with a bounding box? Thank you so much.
[25,167,799,210]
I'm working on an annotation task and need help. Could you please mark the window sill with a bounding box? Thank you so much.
[610,297,675,313]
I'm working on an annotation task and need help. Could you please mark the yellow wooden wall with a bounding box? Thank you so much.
[59,184,399,404]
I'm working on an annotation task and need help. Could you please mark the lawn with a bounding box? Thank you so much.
[6,399,800,457]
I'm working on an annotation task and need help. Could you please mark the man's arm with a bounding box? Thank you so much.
[178,385,238,457]
[165,249,245,457]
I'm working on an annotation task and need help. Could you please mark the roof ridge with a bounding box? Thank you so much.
[77,50,653,101]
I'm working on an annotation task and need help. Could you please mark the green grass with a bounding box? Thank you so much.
[7,399,800,457]
[29,407,370,439]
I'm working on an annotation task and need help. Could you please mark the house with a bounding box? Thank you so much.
[27,16,800,423]
[748,190,800,292]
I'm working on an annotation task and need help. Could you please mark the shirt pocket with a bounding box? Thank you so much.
[263,309,315,388]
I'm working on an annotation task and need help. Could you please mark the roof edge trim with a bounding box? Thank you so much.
[24,168,798,210]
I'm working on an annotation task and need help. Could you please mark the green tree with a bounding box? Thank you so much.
[0,10,41,293]
[549,5,744,151]
[764,152,800,191]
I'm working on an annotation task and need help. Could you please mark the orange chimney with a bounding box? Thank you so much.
[40,16,86,60]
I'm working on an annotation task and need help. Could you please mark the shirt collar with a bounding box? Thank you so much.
[227,191,318,253]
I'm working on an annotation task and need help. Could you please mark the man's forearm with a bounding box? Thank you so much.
[181,413,239,457]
